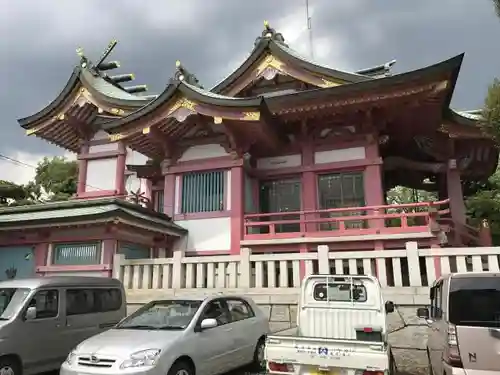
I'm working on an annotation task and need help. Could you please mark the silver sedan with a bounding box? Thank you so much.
[60,294,269,375]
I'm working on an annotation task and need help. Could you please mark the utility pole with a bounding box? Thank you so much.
[305,0,314,60]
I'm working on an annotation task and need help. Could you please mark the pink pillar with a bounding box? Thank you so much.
[115,142,126,196]
[34,243,49,275]
[446,159,466,224]
[364,140,384,228]
[230,166,244,255]
[102,239,117,277]
[301,143,317,232]
[163,174,176,217]
[77,143,89,196]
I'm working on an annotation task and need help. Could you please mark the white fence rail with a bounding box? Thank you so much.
[113,242,500,293]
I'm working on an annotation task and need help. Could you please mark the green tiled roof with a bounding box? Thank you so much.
[0,198,186,235]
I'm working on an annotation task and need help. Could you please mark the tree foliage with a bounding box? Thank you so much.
[0,156,78,207]
[481,78,500,143]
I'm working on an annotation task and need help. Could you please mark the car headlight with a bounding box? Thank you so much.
[64,351,76,366]
[120,349,161,369]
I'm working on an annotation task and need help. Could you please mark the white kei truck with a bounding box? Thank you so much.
[264,274,396,375]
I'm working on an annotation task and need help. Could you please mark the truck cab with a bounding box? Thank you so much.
[265,274,395,375]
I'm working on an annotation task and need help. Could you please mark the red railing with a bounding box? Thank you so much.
[244,199,451,240]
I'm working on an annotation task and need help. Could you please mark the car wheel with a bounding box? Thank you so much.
[167,360,194,375]
[0,357,20,375]
[251,338,266,371]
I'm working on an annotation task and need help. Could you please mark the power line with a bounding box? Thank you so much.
[0,153,105,191]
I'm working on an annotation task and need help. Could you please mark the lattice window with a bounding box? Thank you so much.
[53,242,101,265]
[317,172,365,230]
[181,171,225,213]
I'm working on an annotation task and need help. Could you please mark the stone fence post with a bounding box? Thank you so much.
[171,250,184,289]
[406,241,422,287]
[239,247,251,288]
[113,254,126,280]
[317,245,329,274]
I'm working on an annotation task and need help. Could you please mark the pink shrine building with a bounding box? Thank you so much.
[0,23,496,281]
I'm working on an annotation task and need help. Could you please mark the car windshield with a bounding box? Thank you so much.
[116,300,202,330]
[0,288,31,320]
[449,276,500,328]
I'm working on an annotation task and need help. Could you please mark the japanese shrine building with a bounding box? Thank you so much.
[2,22,496,279]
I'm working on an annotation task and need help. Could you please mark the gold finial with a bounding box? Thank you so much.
[76,47,84,56]
[264,20,269,28]
[175,60,181,68]
[130,73,135,80]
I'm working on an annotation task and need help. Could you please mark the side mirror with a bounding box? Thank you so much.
[200,318,217,330]
[416,307,430,319]
[25,306,37,321]
[385,301,395,314]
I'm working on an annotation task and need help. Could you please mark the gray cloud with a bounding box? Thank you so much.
[2,0,500,161]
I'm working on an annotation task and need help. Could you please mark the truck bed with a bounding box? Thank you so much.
[265,329,390,371]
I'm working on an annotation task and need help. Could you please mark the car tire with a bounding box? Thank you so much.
[0,357,21,375]
[251,338,266,371]
[167,360,194,375]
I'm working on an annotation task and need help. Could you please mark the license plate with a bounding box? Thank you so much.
[311,370,340,375]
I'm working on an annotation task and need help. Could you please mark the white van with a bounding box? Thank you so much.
[417,272,500,375]
[265,274,396,375]
[0,276,126,375]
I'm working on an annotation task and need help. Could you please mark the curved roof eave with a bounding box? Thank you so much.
[270,42,371,84]
[211,38,376,94]
[263,54,465,107]
[18,67,81,128]
[102,79,263,133]
[211,38,270,94]
[79,69,154,108]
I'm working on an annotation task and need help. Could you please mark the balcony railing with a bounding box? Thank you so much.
[243,199,451,240]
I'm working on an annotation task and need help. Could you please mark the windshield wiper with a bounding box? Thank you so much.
[116,325,158,330]
[157,325,184,330]
[0,318,9,321]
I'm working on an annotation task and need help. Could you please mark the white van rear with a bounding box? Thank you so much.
[265,274,396,375]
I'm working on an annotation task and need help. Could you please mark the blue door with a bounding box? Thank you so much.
[0,246,35,282]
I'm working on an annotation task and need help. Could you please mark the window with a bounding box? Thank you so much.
[116,299,202,330]
[200,300,231,326]
[430,281,443,319]
[313,281,367,302]
[226,299,254,321]
[27,289,59,319]
[153,190,164,213]
[66,288,122,315]
[0,288,30,320]
[449,277,500,328]
[317,172,365,230]
[259,178,302,233]
[53,242,101,265]
[181,171,225,213]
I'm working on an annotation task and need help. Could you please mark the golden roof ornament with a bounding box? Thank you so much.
[255,20,287,47]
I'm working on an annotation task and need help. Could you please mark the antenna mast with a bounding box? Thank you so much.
[305,0,314,60]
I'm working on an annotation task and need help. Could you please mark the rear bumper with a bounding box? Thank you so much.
[443,362,500,375]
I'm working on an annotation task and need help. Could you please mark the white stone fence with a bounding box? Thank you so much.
[113,243,500,305]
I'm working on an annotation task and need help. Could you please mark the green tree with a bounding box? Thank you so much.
[34,156,78,201]
[0,156,77,207]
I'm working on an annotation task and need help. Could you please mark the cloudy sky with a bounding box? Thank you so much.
[1,0,500,184]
